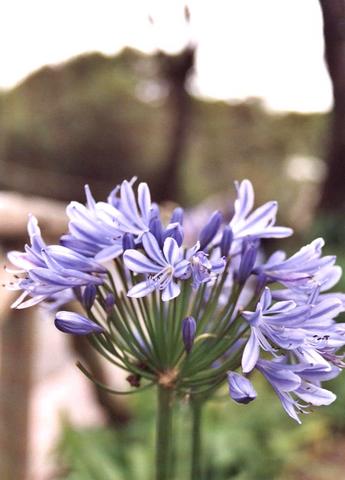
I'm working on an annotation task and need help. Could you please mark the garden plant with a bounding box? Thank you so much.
[7,178,345,479]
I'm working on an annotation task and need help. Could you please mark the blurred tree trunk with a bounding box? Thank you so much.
[318,0,345,212]
[71,336,132,427]
[155,46,195,202]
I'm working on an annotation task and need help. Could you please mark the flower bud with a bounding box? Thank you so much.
[182,316,197,353]
[220,226,233,257]
[55,311,104,335]
[227,372,257,404]
[104,293,116,313]
[238,240,257,284]
[122,233,135,251]
[82,284,97,310]
[170,207,184,225]
[149,218,163,247]
[73,286,83,303]
[163,223,184,247]
[199,211,223,250]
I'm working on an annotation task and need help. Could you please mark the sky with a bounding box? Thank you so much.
[0,0,333,112]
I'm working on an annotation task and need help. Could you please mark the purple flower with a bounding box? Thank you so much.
[124,232,189,301]
[227,372,257,404]
[5,175,345,423]
[62,180,154,262]
[241,286,342,375]
[255,238,337,291]
[256,358,304,423]
[272,263,345,309]
[10,238,106,310]
[7,215,47,271]
[241,288,309,373]
[229,179,292,244]
[257,358,336,423]
[182,316,197,353]
[188,251,226,289]
[62,198,123,261]
[55,311,104,335]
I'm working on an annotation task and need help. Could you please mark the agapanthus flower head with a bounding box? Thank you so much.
[6,176,345,425]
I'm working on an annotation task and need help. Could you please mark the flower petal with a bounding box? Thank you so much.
[142,232,166,265]
[95,244,123,262]
[127,280,156,298]
[242,329,260,373]
[231,179,254,224]
[296,382,336,406]
[163,237,180,265]
[161,280,180,302]
[123,250,162,273]
[174,259,190,278]
[138,182,151,223]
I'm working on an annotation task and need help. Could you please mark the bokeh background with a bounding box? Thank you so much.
[1,1,345,479]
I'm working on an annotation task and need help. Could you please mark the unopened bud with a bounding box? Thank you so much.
[170,207,184,225]
[163,223,184,246]
[149,218,163,247]
[182,316,196,353]
[238,241,257,284]
[122,233,135,251]
[104,293,115,313]
[199,211,223,250]
[220,226,233,257]
[227,372,257,404]
[82,284,97,310]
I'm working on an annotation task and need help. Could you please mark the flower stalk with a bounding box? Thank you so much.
[156,385,174,480]
[190,398,204,480]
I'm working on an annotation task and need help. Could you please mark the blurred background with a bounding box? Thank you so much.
[1,1,345,479]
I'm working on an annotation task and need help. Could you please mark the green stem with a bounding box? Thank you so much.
[156,385,174,480]
[191,400,204,480]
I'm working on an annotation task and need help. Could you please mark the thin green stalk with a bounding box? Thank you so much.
[156,385,174,480]
[190,399,204,480]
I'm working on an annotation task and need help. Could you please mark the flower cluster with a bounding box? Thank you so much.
[7,178,345,423]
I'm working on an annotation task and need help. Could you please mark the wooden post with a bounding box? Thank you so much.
[0,305,34,480]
